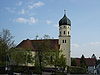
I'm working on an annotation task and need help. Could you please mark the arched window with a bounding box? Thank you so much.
[68,31,69,35]
[65,40,66,43]
[62,40,64,43]
[64,31,65,34]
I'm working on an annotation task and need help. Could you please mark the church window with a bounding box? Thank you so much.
[68,31,69,35]
[63,40,64,43]
[64,31,65,34]
[65,40,66,43]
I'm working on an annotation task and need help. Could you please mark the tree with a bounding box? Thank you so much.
[71,58,77,66]
[0,40,8,66]
[10,49,26,65]
[10,48,34,66]
[0,29,14,66]
[33,39,52,73]
[33,34,67,74]
[35,35,39,40]
[91,54,97,59]
[41,50,59,67]
[34,44,67,70]
[0,29,14,48]
[80,55,87,68]
[96,58,100,66]
[57,54,66,71]
[43,34,50,39]
[33,39,58,66]
[26,50,34,65]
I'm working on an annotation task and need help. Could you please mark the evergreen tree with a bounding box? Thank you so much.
[91,54,97,59]
[80,55,87,68]
[71,58,77,66]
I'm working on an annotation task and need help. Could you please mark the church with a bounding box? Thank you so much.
[17,11,71,67]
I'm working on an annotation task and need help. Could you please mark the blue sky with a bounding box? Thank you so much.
[0,0,100,58]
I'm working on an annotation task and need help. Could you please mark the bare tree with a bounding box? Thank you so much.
[43,34,50,39]
[0,29,14,49]
[0,29,15,68]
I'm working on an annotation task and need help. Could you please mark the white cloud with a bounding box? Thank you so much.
[46,20,52,24]
[5,1,44,16]
[28,17,38,24]
[71,42,100,58]
[88,42,100,46]
[16,1,23,6]
[16,17,27,23]
[28,1,44,9]
[5,7,16,13]
[72,44,80,48]
[19,9,26,14]
[15,17,37,24]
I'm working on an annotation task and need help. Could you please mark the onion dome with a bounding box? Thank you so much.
[59,11,71,26]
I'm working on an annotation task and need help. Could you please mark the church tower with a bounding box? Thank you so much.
[59,10,71,66]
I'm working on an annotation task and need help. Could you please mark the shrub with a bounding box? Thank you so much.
[67,66,87,74]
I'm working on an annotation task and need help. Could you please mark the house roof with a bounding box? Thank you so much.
[74,58,96,66]
[16,39,59,51]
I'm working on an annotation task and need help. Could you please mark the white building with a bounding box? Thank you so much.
[17,11,71,67]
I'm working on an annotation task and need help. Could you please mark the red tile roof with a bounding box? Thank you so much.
[74,58,96,66]
[16,39,59,51]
